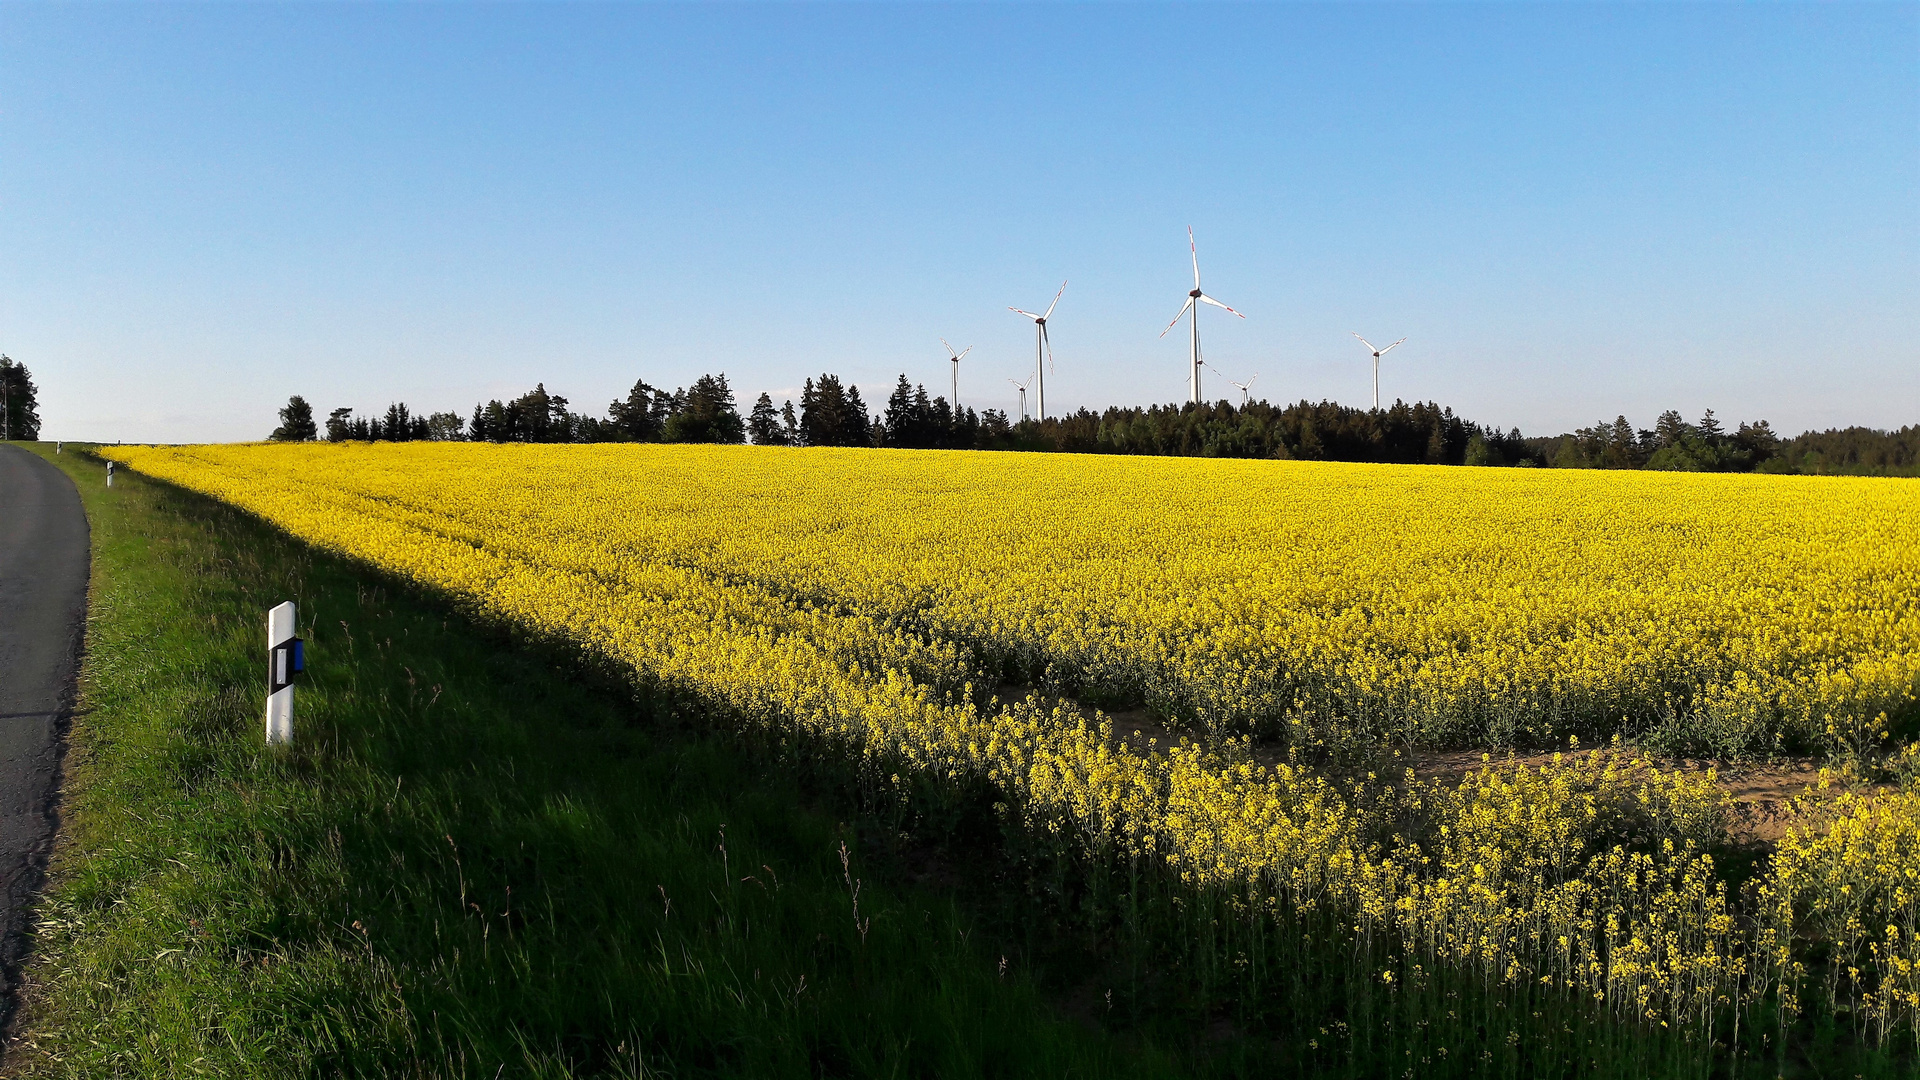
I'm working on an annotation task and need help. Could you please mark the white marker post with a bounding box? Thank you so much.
[266,601,301,745]
[104,461,113,487]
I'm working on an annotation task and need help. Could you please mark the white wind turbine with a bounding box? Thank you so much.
[1006,377,1030,422]
[1203,361,1257,406]
[1227,372,1258,407]
[940,338,972,409]
[1351,333,1407,410]
[1009,281,1065,421]
[1161,228,1244,404]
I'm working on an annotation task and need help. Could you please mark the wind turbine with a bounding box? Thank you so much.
[1350,333,1407,410]
[1006,377,1030,422]
[1226,371,1258,407]
[1203,361,1257,406]
[1009,281,1065,421]
[1161,228,1244,405]
[940,338,972,409]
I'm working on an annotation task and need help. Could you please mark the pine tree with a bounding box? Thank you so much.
[930,395,954,448]
[843,384,872,447]
[662,374,745,444]
[884,375,918,447]
[270,395,319,441]
[383,402,414,442]
[609,379,670,441]
[0,355,41,441]
[518,385,556,443]
[473,399,515,442]
[1654,410,1691,448]
[799,376,842,447]
[326,408,355,442]
[1605,416,1640,468]
[748,392,785,445]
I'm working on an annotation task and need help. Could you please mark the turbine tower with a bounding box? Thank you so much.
[941,338,972,409]
[1009,281,1065,421]
[1161,227,1243,404]
[1351,333,1407,410]
[1007,377,1030,422]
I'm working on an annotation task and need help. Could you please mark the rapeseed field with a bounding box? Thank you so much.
[103,442,1920,1058]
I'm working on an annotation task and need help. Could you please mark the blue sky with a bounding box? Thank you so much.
[2,2,1915,443]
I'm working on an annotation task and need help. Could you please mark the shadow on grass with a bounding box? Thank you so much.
[13,449,1194,1079]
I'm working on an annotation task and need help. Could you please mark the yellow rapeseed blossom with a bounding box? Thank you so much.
[102,442,1920,1040]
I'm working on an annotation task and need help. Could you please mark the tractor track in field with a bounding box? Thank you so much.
[998,681,1858,851]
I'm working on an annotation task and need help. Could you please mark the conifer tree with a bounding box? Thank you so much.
[663,374,745,444]
[270,395,318,441]
[780,399,800,445]
[609,379,671,441]
[326,407,355,442]
[748,392,785,445]
[843,384,872,447]
[0,355,41,441]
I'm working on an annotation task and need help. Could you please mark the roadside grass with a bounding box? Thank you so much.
[6,445,1191,1079]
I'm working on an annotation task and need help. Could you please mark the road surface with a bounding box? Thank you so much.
[0,444,86,1022]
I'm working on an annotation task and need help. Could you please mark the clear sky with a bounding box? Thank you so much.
[3,2,1915,444]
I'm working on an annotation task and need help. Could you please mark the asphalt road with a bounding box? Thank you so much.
[0,445,86,1018]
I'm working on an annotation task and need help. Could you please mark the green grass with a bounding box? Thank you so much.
[8,444,1194,1079]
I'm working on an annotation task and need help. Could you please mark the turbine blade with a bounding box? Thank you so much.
[1009,307,1042,321]
[1379,337,1408,354]
[957,346,973,361]
[1199,293,1244,318]
[1352,333,1377,352]
[1043,280,1066,321]
[1042,324,1054,374]
[1159,296,1196,338]
[941,337,960,359]
[1189,226,1200,289]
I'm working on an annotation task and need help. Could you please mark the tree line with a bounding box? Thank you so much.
[273,374,1016,451]
[269,376,1919,475]
[1524,410,1920,476]
[1,355,41,441]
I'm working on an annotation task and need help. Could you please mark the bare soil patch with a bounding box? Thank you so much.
[1410,749,1837,846]
[990,683,1878,851]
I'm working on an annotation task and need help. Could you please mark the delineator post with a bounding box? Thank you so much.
[266,601,302,745]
